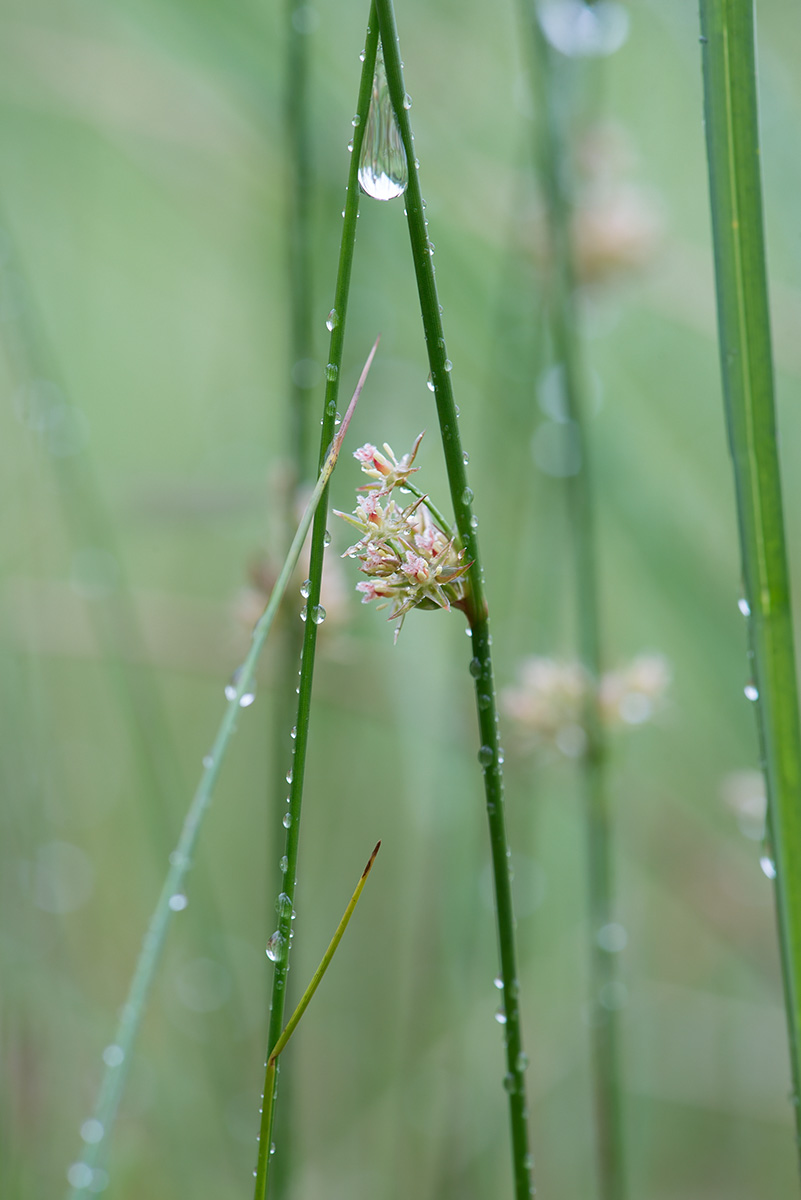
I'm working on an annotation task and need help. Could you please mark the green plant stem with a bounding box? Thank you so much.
[256,842,380,1199]
[374,6,534,1197]
[255,25,379,1182]
[519,10,625,1198]
[271,6,316,1188]
[700,0,801,1168]
[64,357,372,1200]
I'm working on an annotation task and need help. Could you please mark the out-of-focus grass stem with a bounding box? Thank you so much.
[374,4,535,1196]
[64,361,371,1200]
[700,0,801,1171]
[517,10,626,1199]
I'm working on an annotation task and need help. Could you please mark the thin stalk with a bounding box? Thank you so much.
[270,4,316,1187]
[700,0,801,1168]
[254,841,381,1200]
[519,10,626,1199]
[256,18,379,1172]
[64,353,374,1200]
[373,6,534,1196]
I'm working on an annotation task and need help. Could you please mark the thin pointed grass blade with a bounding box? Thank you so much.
[253,842,381,1200]
[63,347,377,1200]
[368,5,535,1197]
[700,0,801,1163]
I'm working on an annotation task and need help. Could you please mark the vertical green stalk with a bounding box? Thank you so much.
[700,0,801,1168]
[270,5,316,1188]
[518,11,626,1199]
[373,5,534,1197]
[253,17,380,1196]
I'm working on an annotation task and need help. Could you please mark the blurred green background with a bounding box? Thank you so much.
[2,0,801,1197]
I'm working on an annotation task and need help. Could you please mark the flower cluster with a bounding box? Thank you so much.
[503,653,671,758]
[335,435,471,641]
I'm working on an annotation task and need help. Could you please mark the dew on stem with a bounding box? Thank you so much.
[358,42,408,201]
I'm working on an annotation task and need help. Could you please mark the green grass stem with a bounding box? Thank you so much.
[518,10,626,1198]
[373,5,535,1196]
[254,841,381,1200]
[700,0,801,1170]
[63,347,375,1200]
[255,20,380,1191]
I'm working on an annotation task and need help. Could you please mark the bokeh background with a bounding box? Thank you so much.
[2,1,801,1197]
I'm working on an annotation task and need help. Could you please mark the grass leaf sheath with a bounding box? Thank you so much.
[700,0,801,1168]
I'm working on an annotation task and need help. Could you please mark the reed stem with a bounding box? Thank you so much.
[700,0,801,1171]
[374,5,535,1195]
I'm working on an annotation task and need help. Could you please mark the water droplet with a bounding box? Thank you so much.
[402,93,412,109]
[516,1051,529,1072]
[324,530,332,547]
[359,49,366,62]
[462,451,469,464]
[80,1118,104,1145]
[270,1142,276,1155]
[169,893,188,911]
[596,922,628,952]
[469,657,482,678]
[426,373,435,392]
[478,693,492,710]
[283,812,292,829]
[280,855,289,873]
[266,931,286,962]
[358,43,408,201]
[493,974,503,989]
[503,1072,516,1093]
[300,605,308,622]
[102,1044,125,1068]
[225,667,255,707]
[478,745,494,767]
[300,579,311,599]
[286,768,294,784]
[539,0,629,58]
[744,682,759,702]
[67,1163,94,1189]
[276,892,293,917]
[444,358,452,372]
[760,854,777,879]
[470,515,479,529]
[312,605,326,625]
[352,113,361,127]
[326,308,338,332]
[334,412,342,427]
[325,363,338,381]
[347,138,354,153]
[290,726,297,739]
[497,748,505,765]
[462,487,474,505]
[738,596,751,616]
[494,1007,507,1025]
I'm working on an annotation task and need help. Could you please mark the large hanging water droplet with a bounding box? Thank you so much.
[326,308,338,332]
[358,43,408,201]
[312,605,326,625]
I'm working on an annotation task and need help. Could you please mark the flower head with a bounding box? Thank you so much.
[335,432,471,641]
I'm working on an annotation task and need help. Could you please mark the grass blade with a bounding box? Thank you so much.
[700,0,801,1165]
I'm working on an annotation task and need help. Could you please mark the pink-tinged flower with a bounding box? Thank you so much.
[353,433,425,492]
[356,579,394,603]
[354,444,393,476]
[402,552,430,583]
